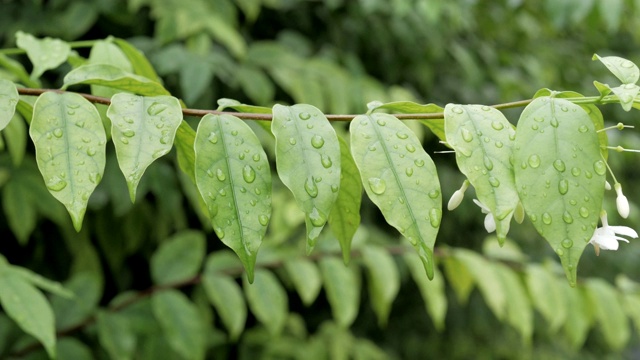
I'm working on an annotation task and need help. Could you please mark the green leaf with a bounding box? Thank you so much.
[11,266,73,298]
[30,92,107,231]
[4,112,27,166]
[0,271,55,358]
[272,104,341,252]
[525,264,567,332]
[593,80,613,98]
[454,249,506,320]
[107,93,182,201]
[0,79,18,131]
[444,104,519,243]
[202,272,246,341]
[609,84,640,111]
[585,279,630,350]
[361,245,400,326]
[623,293,640,335]
[593,54,639,84]
[151,290,207,360]
[2,175,37,244]
[350,113,441,279]
[194,114,272,283]
[175,120,197,183]
[319,257,360,328]
[57,338,93,360]
[150,230,206,285]
[51,272,102,330]
[97,311,136,360]
[113,38,161,81]
[563,285,593,349]
[284,257,322,306]
[514,97,604,285]
[0,53,40,88]
[15,31,70,79]
[494,263,533,343]
[371,101,445,141]
[63,64,170,96]
[243,269,288,335]
[404,253,447,331]
[328,136,362,264]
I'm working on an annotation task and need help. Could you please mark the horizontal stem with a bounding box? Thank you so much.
[0,40,97,55]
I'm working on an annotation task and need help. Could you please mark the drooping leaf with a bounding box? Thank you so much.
[370,101,445,141]
[107,93,182,201]
[4,112,27,166]
[63,64,170,96]
[350,113,441,279]
[150,230,206,285]
[0,271,56,358]
[607,84,639,111]
[0,53,40,88]
[151,290,207,360]
[525,264,567,332]
[97,311,136,360]
[444,104,519,244]
[51,272,102,330]
[284,257,322,306]
[243,269,288,335]
[272,104,341,252]
[202,272,247,341]
[11,266,73,298]
[494,263,533,343]
[2,174,37,244]
[593,54,639,84]
[585,279,630,350]
[404,253,447,331]
[454,249,506,320]
[194,114,272,283]
[30,92,107,231]
[113,37,161,81]
[15,31,70,79]
[0,79,18,131]
[319,257,360,328]
[514,97,604,285]
[361,245,400,326]
[175,121,197,183]
[328,136,362,264]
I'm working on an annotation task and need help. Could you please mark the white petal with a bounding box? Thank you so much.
[473,199,490,214]
[484,214,496,233]
[610,225,638,238]
[596,235,620,250]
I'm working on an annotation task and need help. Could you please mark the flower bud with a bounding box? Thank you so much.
[484,213,496,233]
[514,201,525,224]
[615,183,630,219]
[605,181,612,191]
[447,180,470,211]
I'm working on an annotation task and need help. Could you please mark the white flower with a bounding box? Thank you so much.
[447,180,470,211]
[614,183,630,219]
[589,211,637,255]
[473,199,496,233]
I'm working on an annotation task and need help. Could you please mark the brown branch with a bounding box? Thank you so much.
[16,87,533,122]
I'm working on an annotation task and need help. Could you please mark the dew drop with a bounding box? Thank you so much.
[215,228,225,239]
[218,188,227,196]
[123,129,136,137]
[239,153,245,160]
[396,132,409,139]
[542,212,552,225]
[406,144,416,153]
[216,169,226,181]
[299,112,311,120]
[531,124,539,130]
[585,170,593,179]
[461,128,473,142]
[46,176,67,192]
[243,165,256,183]
[253,154,261,162]
[579,207,589,218]
[254,188,262,195]
[491,121,504,130]
[488,177,500,187]
[259,214,269,226]
[429,208,442,227]
[147,102,168,115]
[309,207,327,227]
[53,128,63,138]
[208,132,218,144]
[578,125,588,133]
[562,211,574,224]
[376,119,386,126]
[553,159,566,172]
[495,141,503,148]
[368,177,386,195]
[239,187,247,193]
[428,189,440,199]
[305,177,319,198]
[560,106,569,112]
[451,106,464,114]
[484,156,494,170]
[558,179,569,195]
[593,160,606,175]
[405,167,414,177]
[414,159,425,167]
[368,145,377,151]
[124,116,135,124]
[571,167,581,177]
[331,184,339,193]
[86,148,96,156]
[75,120,85,128]
[321,154,332,168]
[555,248,564,256]
[249,199,257,206]
[530,214,538,222]
[289,137,297,145]
[528,154,541,168]
[550,118,559,128]
[311,135,325,148]
[120,137,129,144]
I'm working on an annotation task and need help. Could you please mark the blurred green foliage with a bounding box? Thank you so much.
[1,0,640,359]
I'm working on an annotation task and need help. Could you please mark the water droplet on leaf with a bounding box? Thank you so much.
[216,169,226,181]
[528,154,541,168]
[259,214,269,226]
[491,121,504,130]
[368,177,386,195]
[558,179,569,195]
[305,177,319,197]
[542,212,552,224]
[311,135,325,148]
[147,102,167,115]
[299,112,311,120]
[562,239,573,248]
[461,128,473,142]
[562,211,573,224]
[321,155,332,168]
[243,165,256,183]
[593,160,606,175]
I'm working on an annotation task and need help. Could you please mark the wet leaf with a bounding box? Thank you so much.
[107,93,182,201]
[350,113,441,279]
[445,104,519,243]
[370,101,445,141]
[593,54,639,84]
[113,38,161,81]
[272,104,341,252]
[63,64,170,96]
[0,79,18,131]
[195,114,272,282]
[16,31,70,79]
[30,92,106,231]
[514,97,604,285]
